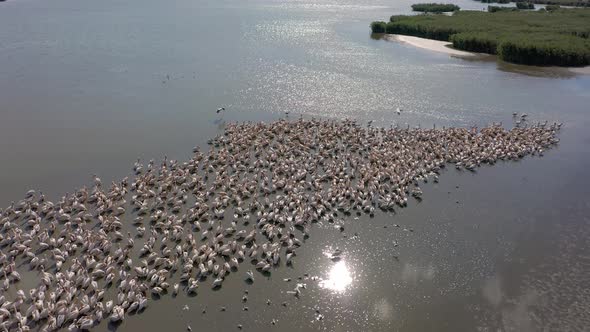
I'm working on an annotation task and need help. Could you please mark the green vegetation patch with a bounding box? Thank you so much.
[371,9,590,66]
[488,5,518,12]
[371,21,387,33]
[516,2,535,9]
[477,0,588,6]
[411,3,461,12]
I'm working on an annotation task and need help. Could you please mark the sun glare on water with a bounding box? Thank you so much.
[319,261,353,292]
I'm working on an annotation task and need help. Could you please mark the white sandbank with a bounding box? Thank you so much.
[569,66,590,75]
[384,34,475,57]
[383,34,590,75]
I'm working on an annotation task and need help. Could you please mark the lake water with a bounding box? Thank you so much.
[1,0,589,331]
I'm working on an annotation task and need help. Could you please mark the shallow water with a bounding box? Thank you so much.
[1,0,589,331]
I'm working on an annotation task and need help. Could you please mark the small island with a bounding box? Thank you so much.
[371,8,590,67]
[411,3,461,12]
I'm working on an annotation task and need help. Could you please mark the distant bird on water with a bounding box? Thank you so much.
[396,107,402,115]
[217,107,225,113]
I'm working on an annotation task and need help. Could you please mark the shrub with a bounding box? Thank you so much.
[498,35,590,65]
[411,3,461,12]
[546,4,561,10]
[529,0,589,6]
[488,5,518,12]
[371,21,387,33]
[450,32,500,53]
[516,2,535,9]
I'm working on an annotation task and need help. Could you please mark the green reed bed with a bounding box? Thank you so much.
[481,0,588,6]
[411,3,461,12]
[372,8,590,66]
[487,6,518,12]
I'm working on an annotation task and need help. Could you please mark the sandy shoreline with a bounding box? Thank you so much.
[384,34,475,57]
[383,34,590,75]
[569,66,590,75]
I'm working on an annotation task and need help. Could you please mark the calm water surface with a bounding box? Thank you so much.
[1,0,589,331]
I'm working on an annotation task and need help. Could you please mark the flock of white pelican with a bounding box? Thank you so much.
[0,118,560,331]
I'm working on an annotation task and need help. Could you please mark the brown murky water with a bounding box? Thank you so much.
[1,0,589,331]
